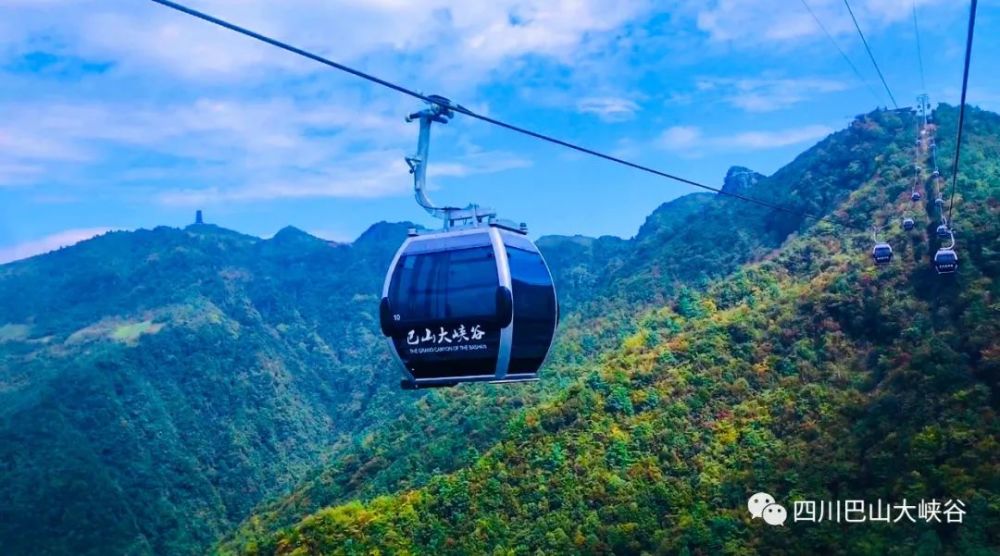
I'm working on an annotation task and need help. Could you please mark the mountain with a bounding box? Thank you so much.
[221,105,999,554]
[0,221,422,555]
[720,165,765,196]
[2,105,996,555]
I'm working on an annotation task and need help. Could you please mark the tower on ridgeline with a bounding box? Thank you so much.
[917,93,930,127]
[195,210,204,225]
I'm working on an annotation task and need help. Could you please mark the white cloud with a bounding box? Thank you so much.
[657,123,833,153]
[3,97,405,155]
[576,96,640,122]
[725,124,834,148]
[433,151,532,178]
[696,76,848,112]
[154,146,530,205]
[0,0,648,202]
[610,137,643,159]
[0,128,92,163]
[0,163,45,185]
[0,93,533,202]
[157,157,411,205]
[657,125,703,150]
[696,0,814,43]
[0,227,111,264]
[2,0,650,86]
[936,86,1000,113]
[694,0,954,46]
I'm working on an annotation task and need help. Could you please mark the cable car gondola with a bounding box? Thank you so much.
[902,217,915,231]
[381,224,557,388]
[380,97,558,389]
[872,242,893,265]
[936,223,951,238]
[934,230,958,274]
[934,249,958,274]
[871,226,892,265]
[911,191,922,202]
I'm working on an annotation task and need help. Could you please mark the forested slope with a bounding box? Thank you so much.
[3,105,993,555]
[219,107,916,552]
[227,106,999,554]
[0,222,420,554]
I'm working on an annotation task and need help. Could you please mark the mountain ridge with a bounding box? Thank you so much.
[214,106,984,552]
[223,104,1000,555]
[1,106,997,555]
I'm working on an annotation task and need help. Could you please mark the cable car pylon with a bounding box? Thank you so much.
[917,93,930,129]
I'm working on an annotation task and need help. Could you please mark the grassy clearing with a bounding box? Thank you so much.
[111,320,162,342]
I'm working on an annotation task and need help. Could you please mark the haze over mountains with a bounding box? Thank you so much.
[0,105,997,555]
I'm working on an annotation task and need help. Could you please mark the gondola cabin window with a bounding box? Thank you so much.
[506,245,557,373]
[389,246,498,322]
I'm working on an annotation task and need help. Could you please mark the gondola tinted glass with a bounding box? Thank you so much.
[503,232,557,374]
[386,234,501,381]
[390,247,498,320]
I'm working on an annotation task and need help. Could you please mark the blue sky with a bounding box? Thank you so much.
[1,0,997,262]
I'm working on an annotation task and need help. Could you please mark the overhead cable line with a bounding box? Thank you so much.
[912,1,926,93]
[798,0,884,106]
[150,0,868,232]
[946,0,977,224]
[842,0,898,108]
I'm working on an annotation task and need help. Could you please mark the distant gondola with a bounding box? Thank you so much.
[933,228,959,275]
[934,249,958,274]
[872,242,893,265]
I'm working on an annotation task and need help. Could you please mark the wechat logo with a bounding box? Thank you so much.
[748,492,787,526]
